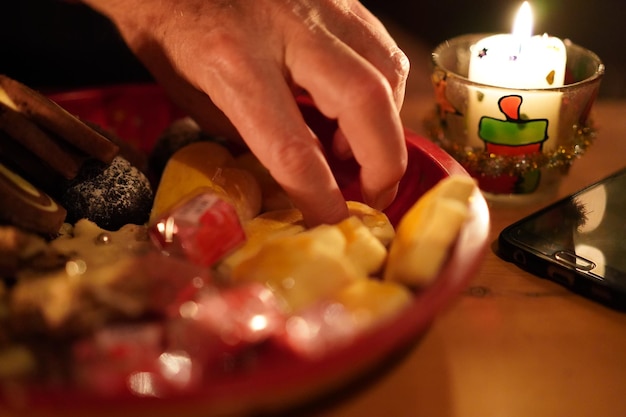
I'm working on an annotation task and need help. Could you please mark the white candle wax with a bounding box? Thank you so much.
[468,33,567,89]
[465,2,567,155]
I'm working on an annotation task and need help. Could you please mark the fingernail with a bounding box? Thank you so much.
[301,201,349,228]
[366,183,399,211]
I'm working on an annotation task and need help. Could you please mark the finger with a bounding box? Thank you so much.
[194,49,349,226]
[287,31,408,211]
[332,129,353,160]
[328,2,410,110]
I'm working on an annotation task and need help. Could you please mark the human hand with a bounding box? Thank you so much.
[82,0,409,226]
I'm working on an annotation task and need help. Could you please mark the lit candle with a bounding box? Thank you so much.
[468,2,566,88]
[465,2,568,194]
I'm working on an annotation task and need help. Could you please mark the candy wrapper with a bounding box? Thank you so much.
[149,191,246,267]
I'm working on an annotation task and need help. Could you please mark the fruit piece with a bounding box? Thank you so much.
[332,279,412,331]
[231,225,363,312]
[221,202,393,274]
[150,142,232,221]
[219,208,305,273]
[223,206,388,278]
[347,201,395,247]
[276,280,411,359]
[210,166,263,222]
[336,216,387,276]
[150,141,262,223]
[232,152,293,211]
[384,175,477,287]
[242,209,305,242]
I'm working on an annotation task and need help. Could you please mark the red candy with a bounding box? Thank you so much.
[149,192,246,267]
[274,300,358,359]
[166,282,287,376]
[73,323,164,396]
[169,283,286,348]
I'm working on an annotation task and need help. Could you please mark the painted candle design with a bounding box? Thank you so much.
[465,2,566,194]
[477,95,548,193]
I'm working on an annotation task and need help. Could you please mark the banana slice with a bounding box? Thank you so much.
[384,175,477,287]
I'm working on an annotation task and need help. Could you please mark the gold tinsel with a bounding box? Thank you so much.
[423,108,597,177]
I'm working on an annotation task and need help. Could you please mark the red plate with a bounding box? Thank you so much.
[4,85,490,417]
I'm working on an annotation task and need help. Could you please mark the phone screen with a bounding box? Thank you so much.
[499,168,626,299]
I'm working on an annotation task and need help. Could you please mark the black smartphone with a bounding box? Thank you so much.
[498,167,626,309]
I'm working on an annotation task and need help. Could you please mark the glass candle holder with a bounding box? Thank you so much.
[426,34,604,203]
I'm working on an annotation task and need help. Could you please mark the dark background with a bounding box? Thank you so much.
[1,0,623,97]
[364,0,623,98]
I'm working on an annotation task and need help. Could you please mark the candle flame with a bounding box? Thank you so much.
[512,1,533,39]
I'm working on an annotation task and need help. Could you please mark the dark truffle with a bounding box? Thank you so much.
[148,117,220,181]
[60,156,153,231]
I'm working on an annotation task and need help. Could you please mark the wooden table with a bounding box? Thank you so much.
[318,32,626,417]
